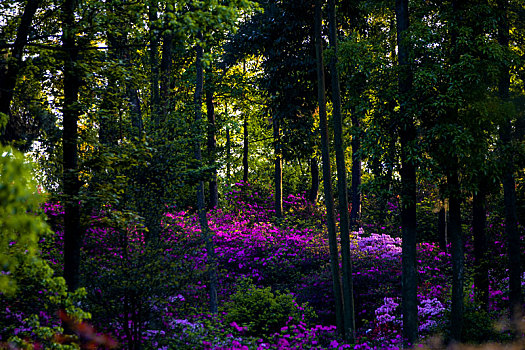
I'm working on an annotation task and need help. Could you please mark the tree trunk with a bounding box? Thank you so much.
[0,0,40,146]
[243,113,249,183]
[127,86,143,138]
[149,0,161,127]
[472,188,489,310]
[395,0,418,345]
[307,157,319,203]
[438,205,447,252]
[497,0,522,327]
[195,39,218,314]
[206,89,218,209]
[273,118,283,218]
[448,159,464,342]
[315,0,344,335]
[226,125,231,185]
[328,0,355,341]
[160,31,173,122]
[349,113,361,231]
[62,0,82,293]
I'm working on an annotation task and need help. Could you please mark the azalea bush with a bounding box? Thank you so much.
[27,181,524,349]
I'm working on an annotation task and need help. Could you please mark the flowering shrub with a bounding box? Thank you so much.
[16,181,523,349]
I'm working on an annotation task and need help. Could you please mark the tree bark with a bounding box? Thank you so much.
[438,205,447,252]
[195,39,218,314]
[160,31,173,122]
[448,161,464,341]
[307,157,319,203]
[226,125,231,185]
[349,113,361,231]
[447,2,466,340]
[273,118,283,218]
[315,0,344,335]
[206,89,218,209]
[149,0,161,128]
[497,0,522,327]
[472,188,489,310]
[62,0,82,293]
[243,113,249,183]
[395,0,418,345]
[0,0,41,146]
[328,0,355,341]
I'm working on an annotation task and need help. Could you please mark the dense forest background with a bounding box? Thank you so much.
[1,0,525,349]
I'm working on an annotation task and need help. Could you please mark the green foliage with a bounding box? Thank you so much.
[0,146,48,294]
[0,145,90,348]
[222,278,316,337]
[457,305,513,344]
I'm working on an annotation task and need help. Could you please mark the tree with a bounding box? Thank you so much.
[0,0,42,149]
[61,0,83,293]
[328,0,356,341]
[497,0,523,328]
[394,0,418,344]
[314,0,344,334]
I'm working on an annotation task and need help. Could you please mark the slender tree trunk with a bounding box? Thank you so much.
[206,89,218,209]
[472,188,489,310]
[160,31,173,122]
[273,118,283,218]
[497,0,522,327]
[448,161,464,341]
[243,114,249,183]
[149,0,161,127]
[347,1,362,233]
[395,0,418,345]
[226,125,231,185]
[447,3,465,340]
[195,40,218,314]
[62,0,82,293]
[328,0,355,341]
[315,0,344,334]
[0,0,40,145]
[349,113,361,230]
[127,86,143,137]
[438,205,447,252]
[307,157,319,203]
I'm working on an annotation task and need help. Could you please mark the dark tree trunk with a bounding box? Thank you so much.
[226,125,231,184]
[307,157,319,203]
[149,0,161,127]
[349,113,361,230]
[438,205,447,252]
[206,89,218,209]
[195,40,218,314]
[315,0,344,335]
[62,0,82,293]
[243,114,249,183]
[472,188,489,310]
[160,31,173,122]
[497,0,522,327]
[273,118,283,218]
[395,0,418,345]
[127,86,143,137]
[447,2,465,340]
[0,0,40,145]
[328,0,355,341]
[448,162,464,341]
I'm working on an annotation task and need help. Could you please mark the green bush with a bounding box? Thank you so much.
[223,278,316,337]
[0,145,91,348]
[461,307,513,344]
